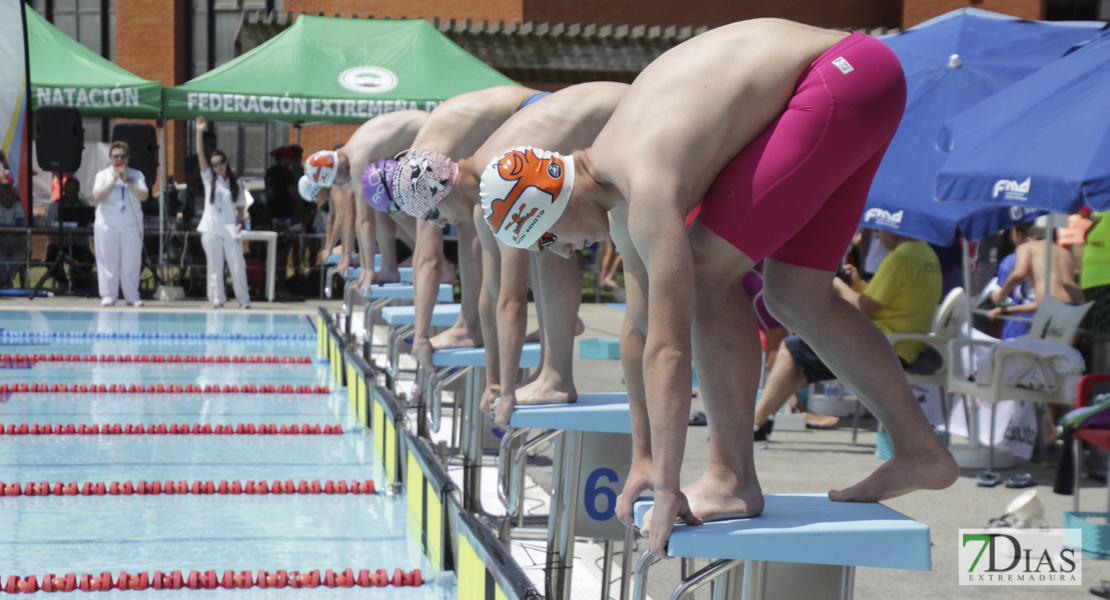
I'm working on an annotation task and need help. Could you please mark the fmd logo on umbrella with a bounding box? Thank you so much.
[992,177,1031,202]
[339,66,399,94]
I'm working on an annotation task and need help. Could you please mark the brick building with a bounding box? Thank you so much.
[29,0,1104,186]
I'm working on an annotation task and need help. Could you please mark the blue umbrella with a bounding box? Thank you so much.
[863,8,1103,243]
[936,29,1110,212]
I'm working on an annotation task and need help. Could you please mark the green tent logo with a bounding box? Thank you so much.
[339,67,398,94]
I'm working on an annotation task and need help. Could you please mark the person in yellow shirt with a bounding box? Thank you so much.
[752,230,941,447]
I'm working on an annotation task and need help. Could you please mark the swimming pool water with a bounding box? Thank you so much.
[0,310,449,599]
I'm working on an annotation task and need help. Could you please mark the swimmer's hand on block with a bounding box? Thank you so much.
[638,491,702,558]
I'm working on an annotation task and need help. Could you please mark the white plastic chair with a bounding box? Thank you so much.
[947,295,1093,466]
[887,286,967,444]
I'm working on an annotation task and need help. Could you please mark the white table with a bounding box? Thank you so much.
[239,231,278,302]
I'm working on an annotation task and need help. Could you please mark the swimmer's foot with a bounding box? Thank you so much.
[682,474,764,523]
[430,325,482,351]
[374,267,401,285]
[524,328,541,344]
[398,257,414,268]
[441,268,458,286]
[806,413,840,429]
[575,316,585,337]
[517,377,577,406]
[829,443,957,502]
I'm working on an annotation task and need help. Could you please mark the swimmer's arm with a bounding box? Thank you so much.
[496,243,532,401]
[610,216,652,465]
[630,198,695,496]
[322,186,342,259]
[474,222,502,397]
[413,220,447,365]
[833,277,881,317]
[353,185,379,284]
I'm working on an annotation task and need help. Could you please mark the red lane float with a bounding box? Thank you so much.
[0,383,330,395]
[0,354,312,364]
[0,479,374,497]
[0,569,420,593]
[0,423,341,436]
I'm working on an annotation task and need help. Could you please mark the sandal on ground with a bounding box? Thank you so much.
[1091,580,1110,598]
[977,471,1002,487]
[688,411,708,427]
[1005,473,1036,488]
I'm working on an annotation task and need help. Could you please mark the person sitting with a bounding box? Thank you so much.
[752,229,943,446]
[44,177,97,293]
[987,223,1084,320]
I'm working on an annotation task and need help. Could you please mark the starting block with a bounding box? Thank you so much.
[632,494,930,600]
[380,304,463,386]
[506,393,634,599]
[425,343,542,514]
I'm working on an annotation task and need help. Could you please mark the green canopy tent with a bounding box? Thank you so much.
[26,4,171,276]
[27,4,162,118]
[162,15,518,123]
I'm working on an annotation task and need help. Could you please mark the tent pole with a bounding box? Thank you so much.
[158,116,166,281]
[962,237,974,333]
[294,122,302,145]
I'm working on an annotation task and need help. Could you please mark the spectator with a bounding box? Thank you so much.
[987,223,1084,321]
[183,127,217,223]
[0,182,26,287]
[752,230,943,445]
[44,176,96,293]
[195,116,250,309]
[1079,210,1110,369]
[266,146,298,281]
[92,141,148,307]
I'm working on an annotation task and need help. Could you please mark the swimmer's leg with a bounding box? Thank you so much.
[763,258,957,502]
[516,249,580,406]
[682,219,765,522]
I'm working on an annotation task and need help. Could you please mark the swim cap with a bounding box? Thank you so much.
[391,149,459,219]
[361,159,398,212]
[305,150,339,188]
[297,175,319,201]
[480,147,574,250]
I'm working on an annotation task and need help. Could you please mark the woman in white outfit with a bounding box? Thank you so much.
[195,116,250,308]
[92,141,148,307]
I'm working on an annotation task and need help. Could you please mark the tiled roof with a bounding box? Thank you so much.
[235,12,900,84]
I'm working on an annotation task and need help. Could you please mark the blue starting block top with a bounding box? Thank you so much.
[363,282,452,302]
[510,392,630,434]
[381,304,462,327]
[431,342,541,369]
[324,253,359,266]
[633,494,930,571]
[344,266,414,283]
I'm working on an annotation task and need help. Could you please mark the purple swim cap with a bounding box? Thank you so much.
[361,159,398,212]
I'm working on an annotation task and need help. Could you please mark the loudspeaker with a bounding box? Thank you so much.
[35,106,84,173]
[112,122,159,188]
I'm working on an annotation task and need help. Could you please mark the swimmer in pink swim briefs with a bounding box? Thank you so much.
[478,18,958,558]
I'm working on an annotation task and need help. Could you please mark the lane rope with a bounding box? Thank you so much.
[0,384,330,394]
[0,354,313,364]
[2,479,375,496]
[1,568,423,593]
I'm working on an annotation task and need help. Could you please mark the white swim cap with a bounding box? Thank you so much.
[297,175,319,201]
[480,147,574,250]
[391,149,459,219]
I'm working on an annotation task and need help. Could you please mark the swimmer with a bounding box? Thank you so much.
[297,110,428,289]
[394,85,546,383]
[395,82,628,427]
[479,19,958,558]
